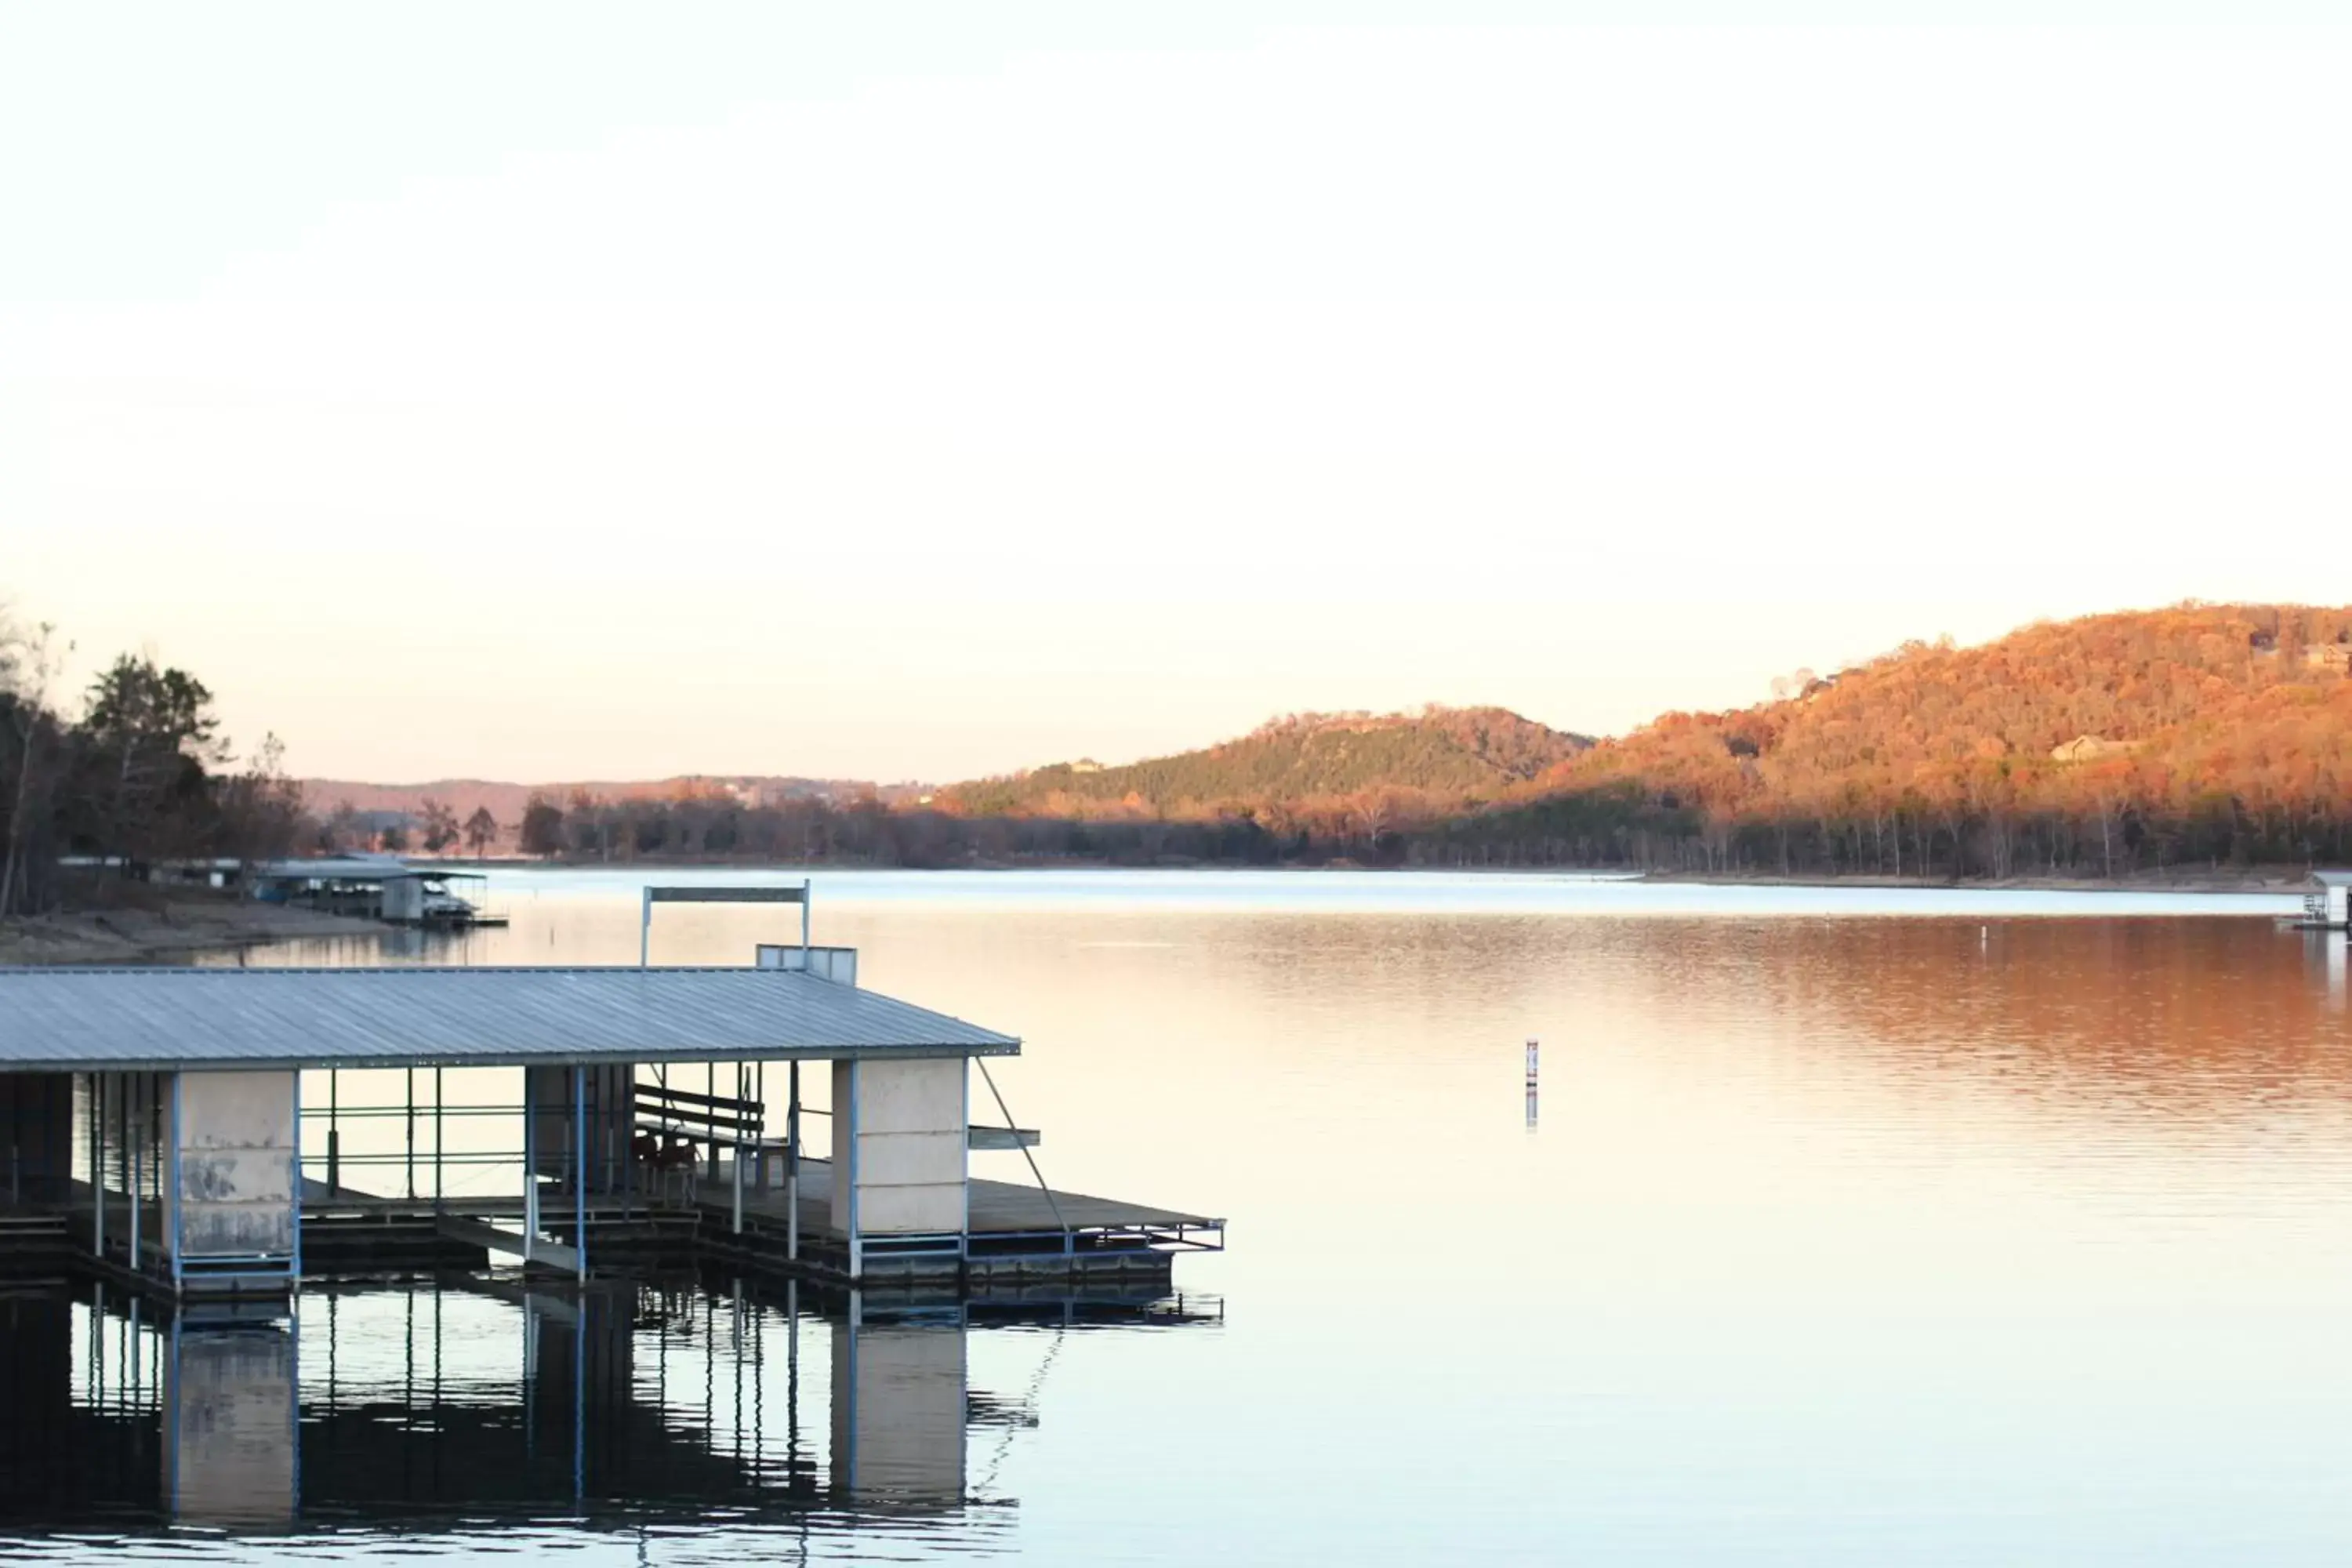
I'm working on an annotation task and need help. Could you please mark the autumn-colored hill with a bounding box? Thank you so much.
[1457,603,2352,876]
[289,605,2352,877]
[940,706,1593,822]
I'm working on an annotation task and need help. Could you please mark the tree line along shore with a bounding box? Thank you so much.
[345,604,2352,883]
[8,601,2352,938]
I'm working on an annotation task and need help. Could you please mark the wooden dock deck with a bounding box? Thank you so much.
[708,1155,1218,1236]
[286,1160,1223,1287]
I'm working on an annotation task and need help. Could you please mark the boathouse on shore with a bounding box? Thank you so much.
[2302,870,2352,928]
[0,950,1220,1303]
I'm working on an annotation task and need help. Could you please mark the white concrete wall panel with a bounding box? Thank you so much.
[855,1181,964,1234]
[176,1070,296,1258]
[857,1060,963,1134]
[832,1060,970,1236]
[859,1131,966,1191]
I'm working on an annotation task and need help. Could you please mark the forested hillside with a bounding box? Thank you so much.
[942,707,1591,819]
[27,593,2347,883]
[1446,604,2352,877]
[455,607,2352,877]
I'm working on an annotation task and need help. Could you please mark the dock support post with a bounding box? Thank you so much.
[786,1062,800,1263]
[405,1068,416,1200]
[167,1076,181,1292]
[91,1073,104,1268]
[128,1074,141,1277]
[731,1062,745,1236]
[114,1070,126,1263]
[327,1071,339,1196]
[572,1065,587,1283]
[753,1062,767,1196]
[522,1073,537,1268]
[843,1062,861,1283]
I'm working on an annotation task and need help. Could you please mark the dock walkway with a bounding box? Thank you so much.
[290,1160,1222,1287]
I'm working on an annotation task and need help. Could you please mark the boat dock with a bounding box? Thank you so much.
[285,1157,1220,1287]
[0,920,1223,1305]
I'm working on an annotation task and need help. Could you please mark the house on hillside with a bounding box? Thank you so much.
[2049,735,2139,764]
[2306,643,2352,673]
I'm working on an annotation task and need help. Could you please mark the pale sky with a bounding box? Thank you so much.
[5,4,2348,783]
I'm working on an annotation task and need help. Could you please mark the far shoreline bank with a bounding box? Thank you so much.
[418,856,2312,896]
[1637,868,2306,897]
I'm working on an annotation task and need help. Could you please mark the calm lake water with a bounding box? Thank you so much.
[12,869,2352,1563]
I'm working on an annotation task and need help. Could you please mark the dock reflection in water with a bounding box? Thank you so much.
[0,1274,1211,1545]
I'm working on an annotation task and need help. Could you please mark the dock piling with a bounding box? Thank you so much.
[786,1061,800,1263]
[1525,1037,1539,1130]
[91,1074,104,1267]
[572,1065,586,1282]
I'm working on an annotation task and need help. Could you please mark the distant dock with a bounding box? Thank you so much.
[2292,870,2352,929]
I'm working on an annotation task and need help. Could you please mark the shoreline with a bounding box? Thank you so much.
[0,901,390,967]
[416,857,2309,895]
[1637,869,2306,895]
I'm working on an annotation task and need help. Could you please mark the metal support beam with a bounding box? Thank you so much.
[641,880,811,969]
[844,1062,860,1283]
[977,1058,1072,1258]
[731,1062,745,1236]
[572,1065,587,1283]
[786,1060,800,1263]
[128,1073,141,1276]
[521,1072,536,1268]
[91,1073,103,1268]
[291,1065,303,1284]
[168,1075,181,1291]
[114,1069,126,1263]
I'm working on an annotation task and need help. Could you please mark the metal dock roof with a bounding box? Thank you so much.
[0,966,1020,1073]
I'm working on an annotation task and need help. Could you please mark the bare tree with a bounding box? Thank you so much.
[463,806,499,859]
[418,797,461,855]
[0,615,71,920]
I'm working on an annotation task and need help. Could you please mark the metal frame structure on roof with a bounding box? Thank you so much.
[641,880,811,964]
[0,965,1020,1074]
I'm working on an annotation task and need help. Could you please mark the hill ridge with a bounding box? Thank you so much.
[939,703,1593,819]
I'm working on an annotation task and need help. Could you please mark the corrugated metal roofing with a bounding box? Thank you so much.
[252,857,477,883]
[0,966,1020,1073]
